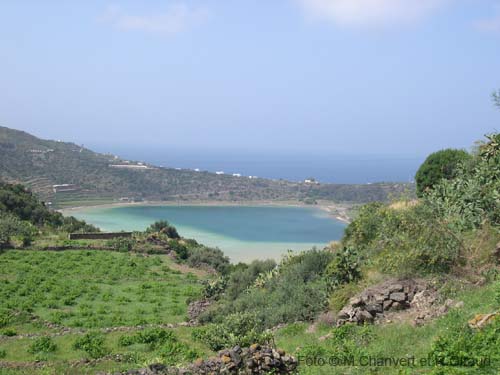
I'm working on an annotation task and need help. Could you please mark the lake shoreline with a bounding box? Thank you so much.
[59,199,353,223]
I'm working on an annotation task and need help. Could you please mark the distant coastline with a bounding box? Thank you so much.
[59,199,353,224]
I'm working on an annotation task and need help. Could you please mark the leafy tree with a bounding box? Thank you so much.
[493,89,500,108]
[415,149,471,197]
[0,212,36,248]
[146,220,180,239]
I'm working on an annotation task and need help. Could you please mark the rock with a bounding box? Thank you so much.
[390,292,406,302]
[388,283,404,293]
[365,304,382,315]
[468,313,499,329]
[383,300,393,310]
[358,310,374,323]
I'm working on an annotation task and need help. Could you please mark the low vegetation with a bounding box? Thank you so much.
[0,105,499,373]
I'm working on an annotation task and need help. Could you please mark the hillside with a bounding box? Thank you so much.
[0,126,412,208]
[0,131,499,374]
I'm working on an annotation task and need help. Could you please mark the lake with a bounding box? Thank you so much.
[70,205,346,262]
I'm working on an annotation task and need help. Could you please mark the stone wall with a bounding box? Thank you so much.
[337,279,428,325]
[113,345,297,375]
[69,232,133,240]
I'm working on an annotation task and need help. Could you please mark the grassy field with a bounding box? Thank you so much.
[275,282,499,375]
[0,250,214,374]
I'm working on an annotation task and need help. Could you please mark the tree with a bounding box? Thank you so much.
[493,89,500,108]
[415,149,471,197]
[146,220,180,239]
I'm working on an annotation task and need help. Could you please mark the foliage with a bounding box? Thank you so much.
[119,328,177,350]
[343,202,463,276]
[200,249,333,329]
[415,149,471,197]
[428,320,500,370]
[0,126,413,206]
[493,89,500,108]
[201,276,228,299]
[342,202,387,251]
[73,332,108,359]
[146,220,180,239]
[106,237,135,252]
[168,240,189,260]
[186,245,230,274]
[192,312,272,351]
[425,134,500,230]
[0,212,36,248]
[225,259,276,299]
[28,336,57,354]
[0,251,201,330]
[325,247,361,291]
[0,349,5,359]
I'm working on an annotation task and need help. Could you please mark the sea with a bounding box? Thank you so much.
[71,205,346,263]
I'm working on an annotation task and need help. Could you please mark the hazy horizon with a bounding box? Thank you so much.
[1,1,499,158]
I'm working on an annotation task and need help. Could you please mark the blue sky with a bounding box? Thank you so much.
[0,0,499,157]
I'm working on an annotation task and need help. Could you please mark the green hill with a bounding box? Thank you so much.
[0,126,412,208]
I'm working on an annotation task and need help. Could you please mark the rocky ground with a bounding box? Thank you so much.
[110,345,297,375]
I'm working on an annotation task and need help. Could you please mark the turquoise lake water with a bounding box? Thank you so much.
[70,205,346,262]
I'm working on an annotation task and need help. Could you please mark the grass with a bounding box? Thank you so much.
[275,282,500,375]
[0,250,214,373]
[0,251,203,328]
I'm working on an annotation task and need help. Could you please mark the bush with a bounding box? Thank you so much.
[200,249,332,329]
[146,220,180,239]
[73,332,108,359]
[225,259,276,299]
[425,136,499,230]
[0,212,36,248]
[159,341,201,365]
[28,336,57,354]
[342,202,387,251]
[186,246,230,274]
[118,328,176,350]
[415,148,471,197]
[106,237,135,252]
[169,240,189,260]
[192,312,272,351]
[325,247,361,291]
[0,349,5,359]
[428,320,500,370]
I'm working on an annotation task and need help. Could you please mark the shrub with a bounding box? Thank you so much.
[428,320,500,370]
[425,138,499,230]
[2,328,17,337]
[146,220,180,239]
[415,148,471,197]
[201,276,228,300]
[0,349,5,359]
[106,237,135,252]
[225,259,276,299]
[342,202,387,251]
[169,240,189,260]
[192,312,272,351]
[118,328,176,350]
[28,336,57,354]
[0,212,36,248]
[186,246,230,274]
[375,203,463,275]
[325,247,361,291]
[159,341,201,365]
[73,332,108,359]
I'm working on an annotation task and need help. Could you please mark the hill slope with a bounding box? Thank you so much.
[0,126,411,207]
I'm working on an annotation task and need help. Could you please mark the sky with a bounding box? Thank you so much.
[0,0,499,158]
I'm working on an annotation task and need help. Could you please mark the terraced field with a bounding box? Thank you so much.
[0,250,213,374]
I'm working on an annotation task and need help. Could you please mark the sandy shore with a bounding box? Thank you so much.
[59,199,353,223]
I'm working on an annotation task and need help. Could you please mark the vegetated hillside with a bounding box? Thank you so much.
[0,131,499,374]
[0,126,412,207]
